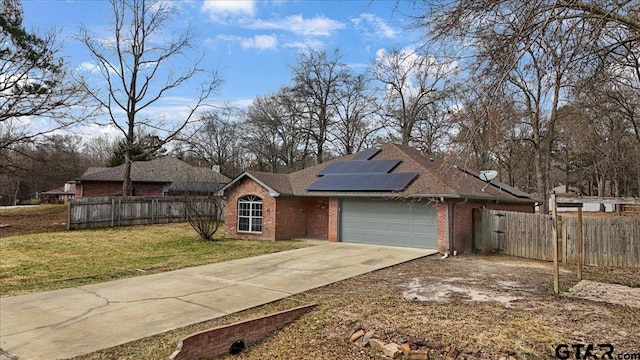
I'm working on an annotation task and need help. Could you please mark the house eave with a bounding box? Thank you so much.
[289,191,534,203]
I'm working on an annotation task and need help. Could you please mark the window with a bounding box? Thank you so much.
[237,195,263,232]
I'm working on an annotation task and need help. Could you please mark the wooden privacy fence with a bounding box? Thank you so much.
[473,209,640,268]
[563,216,640,268]
[67,196,224,230]
[473,209,553,261]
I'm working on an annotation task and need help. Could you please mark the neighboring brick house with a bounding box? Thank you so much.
[75,157,230,198]
[40,182,76,204]
[221,143,535,254]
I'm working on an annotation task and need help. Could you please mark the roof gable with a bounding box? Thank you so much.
[221,171,291,197]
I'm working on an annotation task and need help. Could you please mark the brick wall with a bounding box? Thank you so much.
[78,181,122,197]
[132,183,164,197]
[275,196,308,239]
[306,197,328,238]
[274,197,329,240]
[437,202,448,253]
[78,181,164,197]
[328,198,339,242]
[169,304,317,360]
[225,178,277,240]
[437,200,534,254]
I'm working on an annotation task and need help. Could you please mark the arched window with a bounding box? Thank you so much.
[237,195,263,232]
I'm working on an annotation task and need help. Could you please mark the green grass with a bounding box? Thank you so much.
[0,223,313,297]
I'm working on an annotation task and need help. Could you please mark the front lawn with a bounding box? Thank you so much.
[0,223,312,297]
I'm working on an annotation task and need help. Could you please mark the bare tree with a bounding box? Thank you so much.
[331,73,384,155]
[0,134,91,204]
[425,0,640,62]
[244,88,310,173]
[1,0,90,170]
[570,67,640,196]
[184,107,245,177]
[291,49,349,164]
[371,47,456,149]
[181,190,223,241]
[78,0,221,196]
[82,134,117,166]
[421,0,599,211]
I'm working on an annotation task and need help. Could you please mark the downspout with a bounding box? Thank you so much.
[452,198,469,256]
[441,197,449,259]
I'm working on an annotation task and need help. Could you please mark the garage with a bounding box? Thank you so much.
[340,198,438,249]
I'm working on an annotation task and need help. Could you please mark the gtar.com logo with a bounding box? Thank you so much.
[555,344,614,359]
[555,344,640,360]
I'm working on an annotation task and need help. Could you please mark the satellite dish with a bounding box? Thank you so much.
[479,170,498,182]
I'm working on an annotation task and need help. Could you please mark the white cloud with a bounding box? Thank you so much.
[76,62,101,74]
[243,34,278,50]
[72,123,122,141]
[201,0,256,22]
[283,38,324,52]
[217,34,278,51]
[249,15,345,36]
[352,13,398,39]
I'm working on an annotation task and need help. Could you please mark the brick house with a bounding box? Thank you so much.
[222,143,535,254]
[40,182,76,204]
[75,157,230,198]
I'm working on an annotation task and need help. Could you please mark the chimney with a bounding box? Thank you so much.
[212,165,220,173]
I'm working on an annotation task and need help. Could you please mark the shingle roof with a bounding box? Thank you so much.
[246,171,293,195]
[224,143,534,203]
[77,157,230,184]
[41,186,75,195]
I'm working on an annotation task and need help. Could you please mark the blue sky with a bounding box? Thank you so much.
[21,0,427,139]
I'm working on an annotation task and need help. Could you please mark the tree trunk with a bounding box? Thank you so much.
[534,147,548,213]
[122,148,133,197]
[401,122,411,146]
[13,180,19,206]
[316,143,324,164]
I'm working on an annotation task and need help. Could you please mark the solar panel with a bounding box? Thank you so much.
[318,160,401,176]
[352,148,380,160]
[307,173,418,191]
[459,166,530,198]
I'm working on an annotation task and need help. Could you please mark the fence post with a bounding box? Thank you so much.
[111,198,115,227]
[67,200,72,231]
[577,206,583,281]
[561,217,567,264]
[551,192,559,294]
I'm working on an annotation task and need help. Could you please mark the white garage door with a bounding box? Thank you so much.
[340,198,438,249]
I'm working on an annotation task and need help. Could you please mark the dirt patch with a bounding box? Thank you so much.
[0,205,67,237]
[214,255,640,360]
[565,280,640,308]
[402,276,526,307]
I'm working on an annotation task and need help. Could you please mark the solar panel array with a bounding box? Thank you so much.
[352,148,380,160]
[308,148,418,192]
[317,160,400,176]
[307,173,418,191]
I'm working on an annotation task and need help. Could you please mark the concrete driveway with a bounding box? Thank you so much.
[1,242,436,359]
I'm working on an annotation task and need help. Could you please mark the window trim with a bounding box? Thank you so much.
[237,195,263,233]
